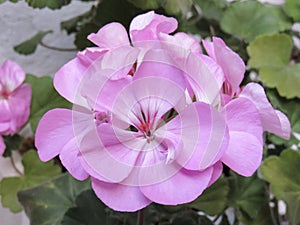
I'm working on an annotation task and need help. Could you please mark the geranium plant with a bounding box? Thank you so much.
[1,1,300,225]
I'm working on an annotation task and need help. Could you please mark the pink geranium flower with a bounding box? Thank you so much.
[203,37,290,140]
[0,60,31,155]
[35,11,291,212]
[36,47,229,211]
[201,37,291,176]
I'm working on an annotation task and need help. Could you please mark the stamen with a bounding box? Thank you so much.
[94,111,111,125]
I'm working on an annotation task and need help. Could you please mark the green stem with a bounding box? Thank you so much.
[136,209,144,225]
[39,40,77,52]
[10,156,23,176]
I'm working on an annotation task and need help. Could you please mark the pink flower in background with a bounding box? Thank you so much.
[35,11,291,212]
[200,37,291,175]
[203,37,290,139]
[0,60,32,155]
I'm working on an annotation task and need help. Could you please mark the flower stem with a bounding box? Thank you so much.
[10,156,23,176]
[39,40,77,52]
[136,209,144,225]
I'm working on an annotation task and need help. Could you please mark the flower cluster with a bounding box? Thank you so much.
[35,11,290,212]
[0,60,31,155]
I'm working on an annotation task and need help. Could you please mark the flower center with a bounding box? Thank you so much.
[94,111,111,125]
[140,121,151,136]
[0,89,9,99]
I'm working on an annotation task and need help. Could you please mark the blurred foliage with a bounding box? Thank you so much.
[188,176,228,216]
[25,74,71,132]
[261,150,300,225]
[0,150,61,212]
[2,134,22,157]
[248,34,300,98]
[14,31,52,55]
[18,173,90,225]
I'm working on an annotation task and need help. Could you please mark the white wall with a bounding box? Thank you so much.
[0,1,94,224]
[0,0,94,77]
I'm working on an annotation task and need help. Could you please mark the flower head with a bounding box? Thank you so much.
[0,60,31,155]
[35,11,290,212]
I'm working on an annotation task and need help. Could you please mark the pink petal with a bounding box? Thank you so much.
[203,37,245,95]
[221,131,262,176]
[78,126,138,183]
[0,100,11,133]
[35,109,76,161]
[130,11,178,43]
[0,136,5,155]
[167,102,228,170]
[207,162,223,187]
[92,178,151,212]
[133,49,188,91]
[240,83,291,139]
[111,76,186,125]
[54,57,88,103]
[7,84,31,133]
[54,48,108,104]
[77,47,108,67]
[202,40,216,59]
[0,60,25,92]
[97,46,139,79]
[158,32,202,61]
[224,97,263,142]
[0,84,31,135]
[140,167,213,205]
[222,98,263,176]
[59,138,89,181]
[88,23,130,49]
[82,71,132,112]
[185,53,223,105]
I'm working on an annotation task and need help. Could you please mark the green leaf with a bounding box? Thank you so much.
[61,190,120,225]
[227,173,267,219]
[239,204,273,225]
[260,64,300,99]
[284,0,300,22]
[2,134,22,157]
[194,0,227,21]
[14,30,52,55]
[0,0,19,3]
[18,173,90,225]
[61,9,93,35]
[171,211,213,225]
[127,0,161,10]
[0,150,61,212]
[247,34,300,98]
[74,23,99,50]
[220,1,291,42]
[261,150,300,225]
[25,74,71,133]
[163,0,193,16]
[188,176,228,215]
[25,0,71,9]
[92,0,143,28]
[247,34,293,69]
[219,214,230,225]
